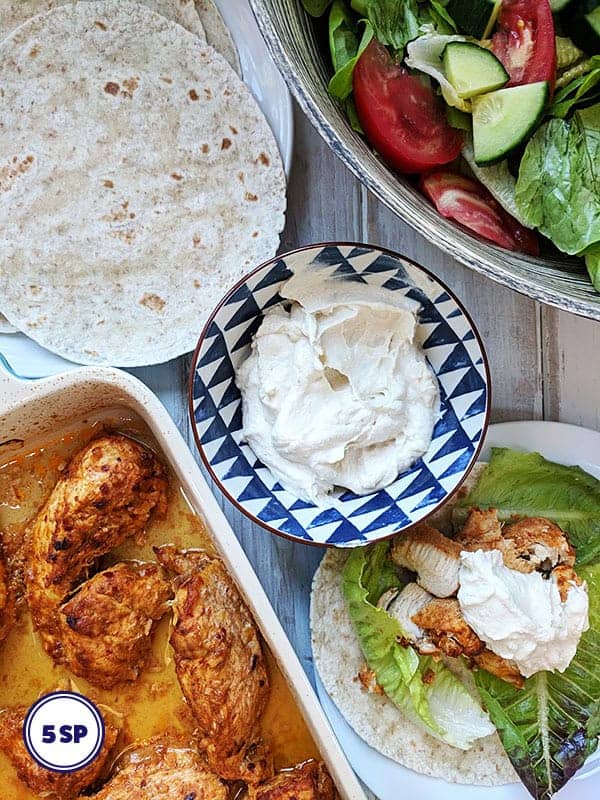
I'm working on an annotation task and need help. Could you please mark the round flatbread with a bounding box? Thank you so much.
[0,1,286,366]
[310,464,519,787]
[195,0,241,76]
[0,0,206,40]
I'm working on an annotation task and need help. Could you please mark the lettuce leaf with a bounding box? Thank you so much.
[342,543,495,749]
[361,538,400,604]
[550,55,600,119]
[515,105,600,257]
[474,563,600,800]
[427,0,457,34]
[583,241,600,291]
[555,36,585,74]
[405,33,471,111]
[364,0,421,58]
[328,2,374,100]
[462,136,531,227]
[455,448,600,565]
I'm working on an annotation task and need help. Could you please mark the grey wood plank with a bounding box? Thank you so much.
[363,192,543,423]
[541,307,600,430]
[280,106,363,248]
[130,357,190,435]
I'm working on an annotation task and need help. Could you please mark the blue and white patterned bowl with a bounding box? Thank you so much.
[189,243,490,547]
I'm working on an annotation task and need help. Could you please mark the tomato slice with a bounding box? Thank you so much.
[420,170,539,256]
[353,40,462,174]
[491,0,556,93]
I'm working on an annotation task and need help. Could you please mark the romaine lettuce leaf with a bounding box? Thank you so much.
[515,105,600,257]
[474,562,600,800]
[361,537,400,604]
[455,448,600,565]
[343,543,495,749]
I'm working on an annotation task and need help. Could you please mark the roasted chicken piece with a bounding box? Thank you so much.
[457,510,575,574]
[0,547,15,643]
[473,650,525,689]
[155,545,273,784]
[399,590,525,686]
[0,703,118,798]
[552,563,584,603]
[457,508,503,548]
[387,582,521,682]
[501,517,575,572]
[247,760,336,800]
[357,665,384,695]
[57,561,172,688]
[25,434,167,661]
[92,741,227,800]
[386,582,438,654]
[411,598,486,658]
[391,524,461,597]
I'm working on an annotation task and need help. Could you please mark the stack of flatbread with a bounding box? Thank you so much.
[0,0,286,365]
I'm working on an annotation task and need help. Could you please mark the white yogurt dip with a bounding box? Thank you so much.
[235,271,439,505]
[458,550,589,677]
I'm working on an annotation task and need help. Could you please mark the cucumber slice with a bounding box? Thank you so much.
[472,81,549,166]
[443,42,508,99]
[446,0,501,39]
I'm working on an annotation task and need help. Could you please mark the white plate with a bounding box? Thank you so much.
[316,420,600,800]
[0,0,293,380]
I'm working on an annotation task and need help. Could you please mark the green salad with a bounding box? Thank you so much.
[300,0,600,291]
[341,448,600,799]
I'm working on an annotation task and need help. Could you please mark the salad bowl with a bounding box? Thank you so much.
[249,0,600,320]
[189,242,490,547]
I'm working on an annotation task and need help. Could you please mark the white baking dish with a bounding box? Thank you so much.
[0,365,366,800]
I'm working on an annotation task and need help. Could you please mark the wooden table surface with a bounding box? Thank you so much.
[133,105,600,784]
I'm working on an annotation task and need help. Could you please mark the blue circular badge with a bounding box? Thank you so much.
[23,691,105,773]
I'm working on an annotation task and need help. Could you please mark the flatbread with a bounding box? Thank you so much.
[195,0,241,76]
[310,464,519,786]
[0,0,206,40]
[0,1,286,366]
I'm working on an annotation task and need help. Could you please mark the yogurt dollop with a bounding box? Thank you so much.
[235,272,438,505]
[458,550,589,677]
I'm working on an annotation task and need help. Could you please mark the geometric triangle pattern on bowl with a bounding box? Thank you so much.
[190,243,490,547]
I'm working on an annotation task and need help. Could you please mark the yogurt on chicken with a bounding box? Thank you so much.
[236,271,438,505]
[458,550,589,677]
